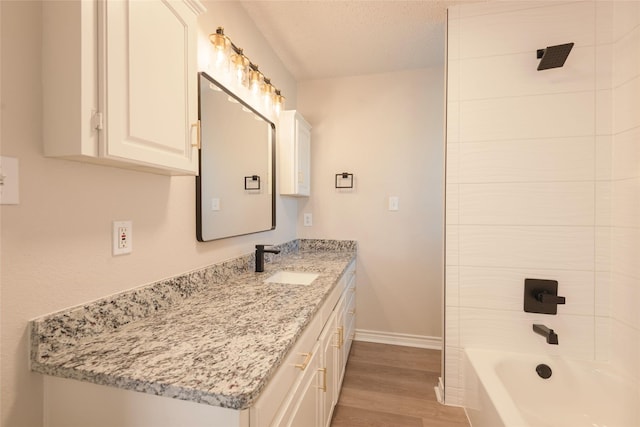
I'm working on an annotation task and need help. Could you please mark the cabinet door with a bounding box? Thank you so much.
[319,310,338,427]
[286,346,321,427]
[99,0,200,174]
[295,120,311,196]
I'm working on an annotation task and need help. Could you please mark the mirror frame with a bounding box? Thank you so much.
[196,72,276,242]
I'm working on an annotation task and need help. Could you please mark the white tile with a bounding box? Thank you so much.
[446,102,460,144]
[458,266,594,316]
[594,316,611,361]
[611,177,640,229]
[596,89,613,136]
[610,318,640,381]
[459,308,595,359]
[458,225,594,271]
[595,270,611,317]
[445,265,460,308]
[458,47,594,101]
[458,182,594,226]
[595,135,613,181]
[447,59,460,102]
[446,141,459,183]
[595,44,613,91]
[613,26,640,87]
[445,183,459,225]
[458,1,552,19]
[613,1,640,41]
[444,345,462,389]
[613,76,640,134]
[459,2,595,59]
[459,92,594,142]
[595,181,612,227]
[595,226,612,273]
[446,224,459,266]
[610,271,640,329]
[596,1,614,46]
[612,27,640,86]
[459,137,595,183]
[612,127,640,181]
[611,226,640,280]
[446,306,460,347]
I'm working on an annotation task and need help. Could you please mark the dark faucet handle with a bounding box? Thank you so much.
[536,292,566,305]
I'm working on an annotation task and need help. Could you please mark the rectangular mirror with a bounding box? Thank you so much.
[196,73,276,241]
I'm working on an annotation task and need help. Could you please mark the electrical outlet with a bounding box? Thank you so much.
[303,213,313,227]
[113,221,133,256]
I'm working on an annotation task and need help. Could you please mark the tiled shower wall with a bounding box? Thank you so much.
[445,1,639,406]
[610,1,640,393]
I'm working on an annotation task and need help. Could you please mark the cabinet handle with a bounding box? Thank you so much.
[191,121,201,149]
[332,326,344,349]
[332,328,341,349]
[318,367,327,392]
[295,352,312,370]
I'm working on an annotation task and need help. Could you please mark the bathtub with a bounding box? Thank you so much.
[463,348,639,427]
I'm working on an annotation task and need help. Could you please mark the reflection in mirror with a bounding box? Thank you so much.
[196,72,276,242]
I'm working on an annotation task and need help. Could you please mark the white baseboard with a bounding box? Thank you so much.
[354,329,442,350]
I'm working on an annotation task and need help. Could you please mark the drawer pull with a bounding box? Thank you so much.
[295,352,312,370]
[318,367,327,392]
[332,327,344,349]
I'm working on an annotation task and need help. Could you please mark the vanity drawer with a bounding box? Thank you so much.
[251,308,322,427]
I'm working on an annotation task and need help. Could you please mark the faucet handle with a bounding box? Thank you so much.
[536,292,566,305]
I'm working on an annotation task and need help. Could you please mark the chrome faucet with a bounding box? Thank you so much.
[255,244,281,272]
[533,324,558,345]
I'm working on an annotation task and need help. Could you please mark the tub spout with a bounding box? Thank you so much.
[533,324,559,345]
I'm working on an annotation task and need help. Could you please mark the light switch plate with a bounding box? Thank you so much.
[0,156,19,205]
[388,196,399,211]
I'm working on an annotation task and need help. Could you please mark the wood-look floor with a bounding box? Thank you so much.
[330,341,470,427]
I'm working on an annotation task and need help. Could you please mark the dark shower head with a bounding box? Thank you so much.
[536,42,574,71]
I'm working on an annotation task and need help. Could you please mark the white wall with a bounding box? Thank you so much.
[297,68,445,344]
[446,0,640,412]
[0,2,297,426]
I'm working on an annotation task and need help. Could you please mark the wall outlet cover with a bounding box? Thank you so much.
[113,221,133,256]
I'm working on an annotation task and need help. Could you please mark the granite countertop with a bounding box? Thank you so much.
[30,239,356,410]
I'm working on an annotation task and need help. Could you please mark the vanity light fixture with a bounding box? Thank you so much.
[209,27,285,115]
[335,172,354,189]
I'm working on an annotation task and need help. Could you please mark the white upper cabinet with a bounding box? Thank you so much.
[279,110,312,196]
[43,0,205,175]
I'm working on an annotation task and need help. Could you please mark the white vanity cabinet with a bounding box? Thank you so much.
[256,260,356,427]
[279,111,312,196]
[42,260,356,427]
[42,0,204,175]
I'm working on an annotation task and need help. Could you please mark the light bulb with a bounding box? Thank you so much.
[231,49,249,86]
[209,27,229,68]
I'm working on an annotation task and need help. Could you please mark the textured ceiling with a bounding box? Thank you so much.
[239,1,480,81]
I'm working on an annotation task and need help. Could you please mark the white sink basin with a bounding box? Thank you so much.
[264,271,319,286]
